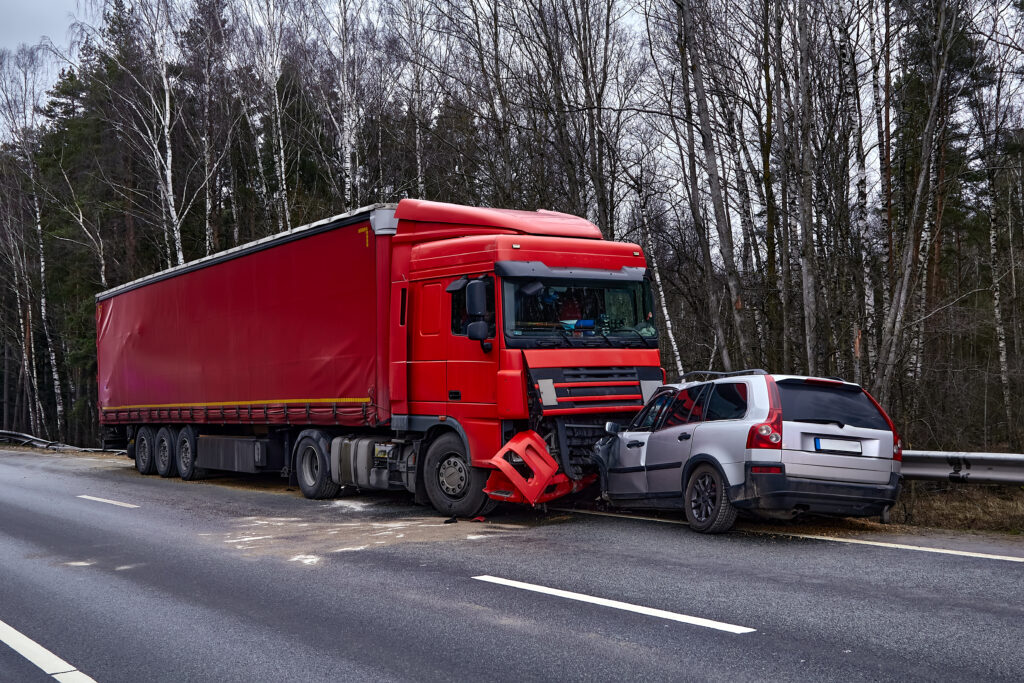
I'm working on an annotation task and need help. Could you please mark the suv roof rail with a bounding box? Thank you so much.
[680,368,769,381]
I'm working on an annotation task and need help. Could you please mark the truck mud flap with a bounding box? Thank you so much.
[483,430,592,505]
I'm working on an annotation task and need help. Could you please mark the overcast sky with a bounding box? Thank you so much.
[0,1,81,53]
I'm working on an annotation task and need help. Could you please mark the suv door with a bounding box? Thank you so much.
[689,381,752,483]
[644,384,710,495]
[606,390,675,498]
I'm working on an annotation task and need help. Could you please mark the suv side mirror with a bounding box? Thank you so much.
[466,280,487,317]
[605,421,621,435]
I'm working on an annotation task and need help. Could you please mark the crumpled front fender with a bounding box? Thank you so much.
[483,430,593,505]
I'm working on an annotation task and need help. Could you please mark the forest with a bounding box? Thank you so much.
[0,0,1021,451]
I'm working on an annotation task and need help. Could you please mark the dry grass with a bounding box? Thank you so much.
[892,481,1024,534]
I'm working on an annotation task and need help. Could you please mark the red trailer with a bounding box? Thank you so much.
[98,199,664,515]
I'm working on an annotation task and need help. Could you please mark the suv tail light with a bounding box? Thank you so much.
[747,376,783,450]
[863,389,902,462]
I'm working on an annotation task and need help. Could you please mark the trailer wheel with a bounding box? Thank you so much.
[176,426,205,481]
[423,433,491,517]
[295,432,340,500]
[135,426,157,475]
[155,427,179,478]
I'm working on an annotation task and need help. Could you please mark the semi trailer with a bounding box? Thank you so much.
[97,199,664,515]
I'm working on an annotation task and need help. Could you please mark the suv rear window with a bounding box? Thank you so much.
[777,381,889,431]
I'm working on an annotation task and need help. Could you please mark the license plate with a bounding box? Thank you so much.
[815,438,862,454]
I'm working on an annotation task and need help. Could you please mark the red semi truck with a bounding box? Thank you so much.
[97,199,664,515]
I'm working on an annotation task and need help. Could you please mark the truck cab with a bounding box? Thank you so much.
[390,200,664,514]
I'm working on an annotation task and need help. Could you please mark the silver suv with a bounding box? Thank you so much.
[594,370,902,533]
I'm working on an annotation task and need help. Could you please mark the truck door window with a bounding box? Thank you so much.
[451,276,495,336]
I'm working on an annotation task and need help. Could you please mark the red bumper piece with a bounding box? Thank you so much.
[483,430,594,505]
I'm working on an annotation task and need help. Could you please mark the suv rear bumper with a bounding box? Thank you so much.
[728,464,901,517]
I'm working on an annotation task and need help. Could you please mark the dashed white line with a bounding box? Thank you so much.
[76,495,139,509]
[0,617,97,682]
[553,507,1024,563]
[473,575,755,634]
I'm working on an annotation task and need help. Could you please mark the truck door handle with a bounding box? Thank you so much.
[448,391,461,401]
[626,440,644,448]
[677,433,691,441]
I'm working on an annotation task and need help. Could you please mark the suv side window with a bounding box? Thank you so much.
[629,391,675,432]
[704,382,748,421]
[661,384,710,429]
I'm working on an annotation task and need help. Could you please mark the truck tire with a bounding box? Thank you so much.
[295,432,340,499]
[176,426,205,481]
[423,432,491,517]
[155,427,179,478]
[135,426,157,475]
[684,464,737,533]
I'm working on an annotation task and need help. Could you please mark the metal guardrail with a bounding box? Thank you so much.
[0,429,121,454]
[902,450,1024,484]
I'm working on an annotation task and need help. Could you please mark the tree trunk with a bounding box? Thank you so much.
[678,0,749,367]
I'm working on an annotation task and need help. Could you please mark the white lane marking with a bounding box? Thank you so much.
[473,575,755,634]
[0,617,97,682]
[54,672,97,682]
[224,536,272,543]
[552,507,685,525]
[553,507,1024,564]
[76,495,139,509]
[778,533,1024,563]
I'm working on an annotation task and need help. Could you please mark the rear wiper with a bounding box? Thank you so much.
[791,418,845,428]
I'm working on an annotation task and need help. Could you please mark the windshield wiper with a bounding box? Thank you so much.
[613,327,651,347]
[556,328,578,347]
[791,418,845,428]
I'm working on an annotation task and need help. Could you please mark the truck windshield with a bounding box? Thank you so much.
[503,278,657,348]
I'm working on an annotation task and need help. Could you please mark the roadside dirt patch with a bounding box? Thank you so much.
[892,481,1024,533]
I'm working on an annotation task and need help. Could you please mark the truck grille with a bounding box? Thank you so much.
[529,365,660,415]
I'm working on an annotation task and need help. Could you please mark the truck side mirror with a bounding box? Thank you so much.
[467,320,489,341]
[466,279,487,317]
[467,321,492,352]
[605,421,621,435]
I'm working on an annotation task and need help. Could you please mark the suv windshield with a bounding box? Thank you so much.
[777,381,889,431]
[503,278,657,348]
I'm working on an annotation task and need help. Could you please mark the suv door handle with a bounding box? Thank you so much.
[677,433,691,441]
[626,440,644,448]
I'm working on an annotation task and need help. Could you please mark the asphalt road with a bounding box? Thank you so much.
[1,447,1023,682]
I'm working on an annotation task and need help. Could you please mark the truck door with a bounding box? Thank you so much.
[445,275,498,407]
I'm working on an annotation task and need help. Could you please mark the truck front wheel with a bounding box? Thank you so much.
[295,432,340,500]
[423,433,491,517]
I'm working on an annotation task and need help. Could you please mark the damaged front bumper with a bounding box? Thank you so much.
[483,430,595,505]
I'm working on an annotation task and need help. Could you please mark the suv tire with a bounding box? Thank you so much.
[685,464,737,533]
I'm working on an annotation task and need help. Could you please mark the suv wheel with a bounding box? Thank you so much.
[685,464,737,533]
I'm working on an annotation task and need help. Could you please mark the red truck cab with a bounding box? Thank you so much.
[98,199,663,515]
